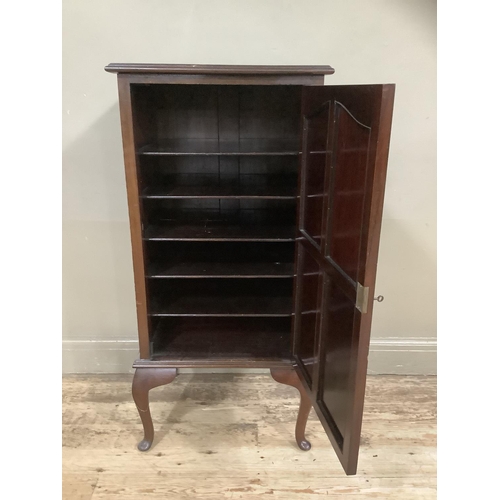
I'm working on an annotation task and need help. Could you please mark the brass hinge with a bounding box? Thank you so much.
[356,283,370,313]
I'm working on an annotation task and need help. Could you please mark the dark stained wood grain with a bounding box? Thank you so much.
[148,294,293,317]
[138,138,301,156]
[299,101,331,250]
[141,183,296,200]
[270,369,313,451]
[131,85,302,151]
[145,240,294,269]
[108,64,394,476]
[146,261,294,279]
[345,84,396,475]
[147,277,293,319]
[143,223,296,242]
[123,72,327,86]
[133,358,291,369]
[293,84,395,475]
[126,73,326,86]
[292,246,323,390]
[105,63,335,75]
[117,75,150,359]
[150,317,291,362]
[132,368,177,451]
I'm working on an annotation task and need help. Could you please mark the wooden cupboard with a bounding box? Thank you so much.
[105,63,395,475]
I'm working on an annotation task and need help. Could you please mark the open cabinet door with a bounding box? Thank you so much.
[292,84,395,475]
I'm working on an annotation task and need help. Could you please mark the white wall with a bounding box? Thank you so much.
[62,0,436,374]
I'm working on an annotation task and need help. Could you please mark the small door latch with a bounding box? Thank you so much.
[374,295,384,302]
[355,283,369,313]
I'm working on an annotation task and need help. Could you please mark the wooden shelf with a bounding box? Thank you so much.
[141,184,297,200]
[149,294,293,317]
[150,317,292,361]
[138,139,301,156]
[147,261,294,279]
[144,223,296,241]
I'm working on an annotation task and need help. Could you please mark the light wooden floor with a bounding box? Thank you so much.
[63,374,436,499]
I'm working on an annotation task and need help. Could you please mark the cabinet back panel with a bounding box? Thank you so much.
[139,156,298,188]
[145,241,295,264]
[130,85,302,147]
[150,317,292,361]
[127,83,303,361]
[148,277,293,299]
[147,278,294,319]
[142,199,296,227]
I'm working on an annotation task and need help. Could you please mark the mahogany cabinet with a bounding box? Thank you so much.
[105,63,395,475]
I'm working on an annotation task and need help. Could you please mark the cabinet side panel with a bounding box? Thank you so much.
[117,75,150,359]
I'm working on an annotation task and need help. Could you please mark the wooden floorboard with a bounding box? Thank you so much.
[62,374,436,499]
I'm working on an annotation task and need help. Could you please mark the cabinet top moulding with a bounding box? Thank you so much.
[105,63,335,85]
[104,63,335,75]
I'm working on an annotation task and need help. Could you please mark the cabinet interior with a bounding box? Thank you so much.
[131,84,304,362]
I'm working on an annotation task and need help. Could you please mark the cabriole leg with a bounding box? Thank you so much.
[270,368,312,451]
[131,367,177,451]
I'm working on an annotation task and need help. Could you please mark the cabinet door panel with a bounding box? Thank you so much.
[326,103,371,281]
[300,103,330,250]
[317,277,358,449]
[292,245,323,388]
[293,84,395,475]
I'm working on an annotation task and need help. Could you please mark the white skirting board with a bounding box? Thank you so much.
[62,337,436,375]
[366,337,436,375]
